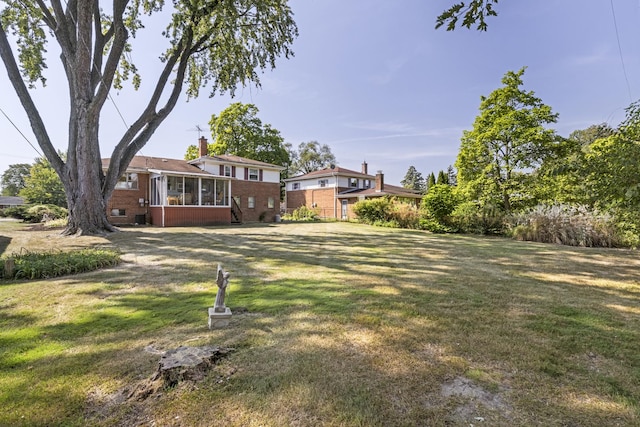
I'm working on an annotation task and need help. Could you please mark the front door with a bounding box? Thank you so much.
[341,200,348,220]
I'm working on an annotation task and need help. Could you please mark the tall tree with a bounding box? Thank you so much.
[535,124,615,205]
[583,102,640,213]
[185,102,290,167]
[455,67,558,213]
[289,141,337,175]
[446,165,457,186]
[426,172,436,192]
[400,166,426,193]
[19,158,66,207]
[1,163,30,196]
[0,1,297,235]
[436,170,449,185]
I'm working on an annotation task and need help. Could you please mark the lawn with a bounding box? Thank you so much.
[1,219,639,426]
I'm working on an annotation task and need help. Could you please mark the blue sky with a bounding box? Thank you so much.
[1,1,639,186]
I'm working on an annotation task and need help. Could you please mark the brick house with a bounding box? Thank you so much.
[103,137,284,227]
[285,162,423,220]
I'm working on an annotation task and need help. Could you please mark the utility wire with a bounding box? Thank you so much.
[0,106,43,158]
[610,0,634,102]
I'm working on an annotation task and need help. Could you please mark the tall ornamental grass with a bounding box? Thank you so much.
[510,204,620,247]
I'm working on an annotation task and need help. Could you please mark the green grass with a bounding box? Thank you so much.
[0,221,639,426]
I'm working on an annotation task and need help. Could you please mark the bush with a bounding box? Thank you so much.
[509,204,622,247]
[2,204,68,223]
[353,198,420,229]
[450,201,506,235]
[283,206,319,222]
[353,198,392,224]
[1,248,121,280]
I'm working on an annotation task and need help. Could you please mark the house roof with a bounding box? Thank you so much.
[337,184,423,200]
[0,196,24,206]
[191,154,285,170]
[285,166,373,181]
[102,156,210,175]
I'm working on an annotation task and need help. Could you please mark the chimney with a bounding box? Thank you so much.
[198,136,208,157]
[361,161,368,175]
[375,170,384,192]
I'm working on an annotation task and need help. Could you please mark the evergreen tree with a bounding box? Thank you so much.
[401,166,426,193]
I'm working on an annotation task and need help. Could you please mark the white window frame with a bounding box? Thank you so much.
[268,197,275,209]
[115,173,138,190]
[248,168,259,181]
[248,196,256,208]
[292,182,300,190]
[224,165,231,177]
[319,179,329,188]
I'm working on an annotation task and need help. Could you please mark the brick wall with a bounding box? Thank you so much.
[106,174,149,225]
[286,188,339,218]
[149,206,231,226]
[231,179,280,222]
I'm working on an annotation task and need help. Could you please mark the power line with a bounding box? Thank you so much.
[610,0,633,102]
[0,106,43,158]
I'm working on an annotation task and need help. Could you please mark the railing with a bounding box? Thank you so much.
[231,198,242,223]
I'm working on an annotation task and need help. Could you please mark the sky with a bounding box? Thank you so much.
[1,0,640,186]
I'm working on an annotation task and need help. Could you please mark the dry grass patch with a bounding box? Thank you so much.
[1,221,639,426]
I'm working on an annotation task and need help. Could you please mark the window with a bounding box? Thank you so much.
[248,168,259,181]
[115,173,138,189]
[292,182,300,190]
[224,165,231,177]
[248,196,256,208]
[268,197,275,209]
[319,179,329,187]
[349,178,358,188]
[364,179,371,189]
[110,208,126,216]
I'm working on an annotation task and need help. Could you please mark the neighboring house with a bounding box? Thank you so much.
[103,137,284,227]
[0,196,24,209]
[285,162,423,220]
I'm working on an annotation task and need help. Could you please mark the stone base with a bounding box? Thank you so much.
[208,307,232,329]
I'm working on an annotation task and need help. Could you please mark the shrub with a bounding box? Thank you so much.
[509,204,622,247]
[353,198,419,229]
[451,201,506,235]
[1,248,121,280]
[2,204,68,223]
[353,198,392,224]
[283,206,319,222]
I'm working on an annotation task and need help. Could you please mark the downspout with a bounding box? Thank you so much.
[333,172,337,219]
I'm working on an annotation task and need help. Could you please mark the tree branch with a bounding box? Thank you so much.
[34,0,58,30]
[0,22,63,174]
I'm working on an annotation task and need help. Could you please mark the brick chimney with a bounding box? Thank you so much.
[361,161,368,175]
[375,170,384,192]
[198,136,208,157]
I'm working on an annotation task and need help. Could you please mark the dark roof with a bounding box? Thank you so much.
[286,166,372,181]
[193,154,285,170]
[0,196,24,206]
[337,184,423,200]
[102,156,213,175]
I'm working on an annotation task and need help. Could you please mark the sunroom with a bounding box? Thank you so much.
[147,170,235,227]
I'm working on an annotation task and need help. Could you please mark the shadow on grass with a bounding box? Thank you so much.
[1,223,639,425]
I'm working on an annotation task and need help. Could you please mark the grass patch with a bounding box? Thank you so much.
[0,221,639,425]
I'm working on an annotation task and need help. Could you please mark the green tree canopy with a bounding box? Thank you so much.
[185,102,290,167]
[289,141,337,175]
[0,1,297,235]
[400,166,426,193]
[426,172,436,191]
[1,163,30,196]
[455,67,558,213]
[19,158,66,207]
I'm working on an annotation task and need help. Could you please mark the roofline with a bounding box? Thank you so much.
[147,168,222,178]
[284,170,374,182]
[190,156,286,171]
